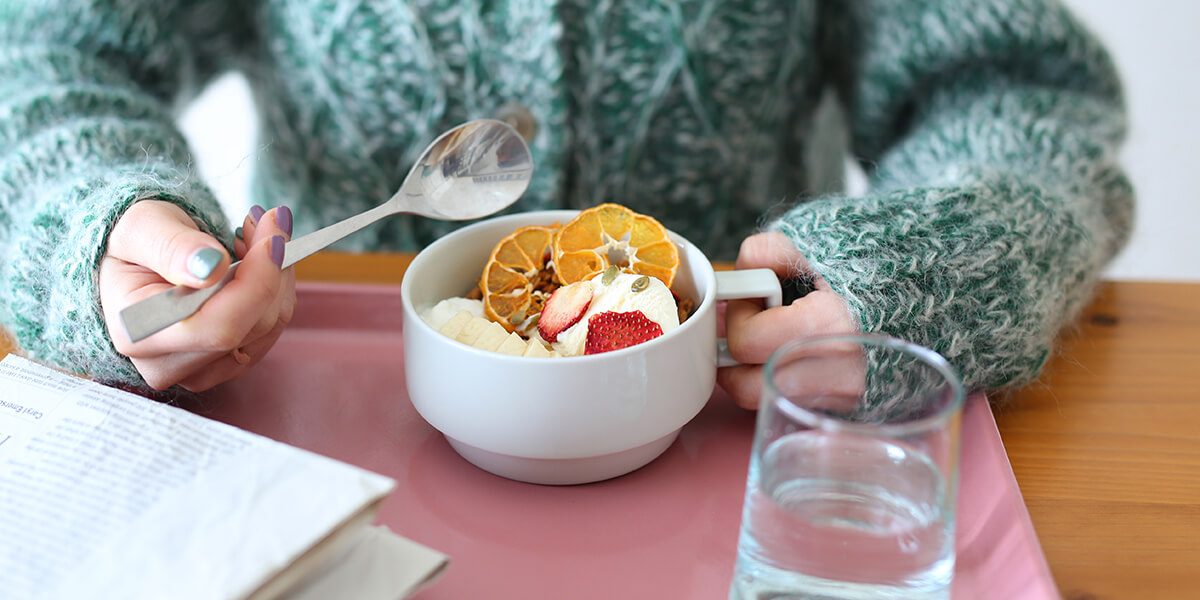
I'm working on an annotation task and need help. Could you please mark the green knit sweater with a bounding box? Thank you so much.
[0,0,1132,392]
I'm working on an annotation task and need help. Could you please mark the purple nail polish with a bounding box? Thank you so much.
[250,205,266,223]
[269,235,285,267]
[277,205,293,236]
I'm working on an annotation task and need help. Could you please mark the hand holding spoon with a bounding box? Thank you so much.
[120,118,533,343]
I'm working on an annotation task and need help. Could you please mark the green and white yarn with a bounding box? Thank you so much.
[0,0,1132,394]
[251,0,814,256]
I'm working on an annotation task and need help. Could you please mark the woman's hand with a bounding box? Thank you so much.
[718,232,858,409]
[99,200,297,392]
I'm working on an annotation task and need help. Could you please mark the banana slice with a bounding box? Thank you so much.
[523,340,553,358]
[495,333,528,356]
[454,315,490,345]
[437,311,560,358]
[473,321,510,351]
[438,311,473,338]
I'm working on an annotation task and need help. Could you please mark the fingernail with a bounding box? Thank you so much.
[250,205,266,223]
[270,235,285,268]
[188,247,223,280]
[234,226,244,240]
[276,205,293,236]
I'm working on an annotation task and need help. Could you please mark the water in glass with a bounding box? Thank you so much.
[731,431,954,599]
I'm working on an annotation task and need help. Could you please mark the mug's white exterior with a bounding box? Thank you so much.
[401,212,718,465]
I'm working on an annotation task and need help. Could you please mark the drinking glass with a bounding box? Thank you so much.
[730,334,965,600]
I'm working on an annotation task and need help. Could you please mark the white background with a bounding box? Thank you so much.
[178,0,1199,281]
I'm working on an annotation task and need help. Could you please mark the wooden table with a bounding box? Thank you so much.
[4,252,1198,599]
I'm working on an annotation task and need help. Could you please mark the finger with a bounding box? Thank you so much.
[116,235,285,357]
[725,290,858,364]
[238,204,288,278]
[129,267,293,386]
[768,350,867,407]
[718,354,868,413]
[717,365,763,409]
[247,204,292,246]
[279,267,298,326]
[99,258,183,357]
[113,205,289,356]
[242,207,294,342]
[243,284,282,343]
[237,268,296,349]
[263,265,298,338]
[235,205,269,259]
[735,232,810,278]
[716,300,727,337]
[132,349,224,391]
[178,320,288,392]
[128,318,282,390]
[107,200,231,287]
[243,203,266,240]
[182,234,286,351]
[274,204,293,239]
[134,314,289,392]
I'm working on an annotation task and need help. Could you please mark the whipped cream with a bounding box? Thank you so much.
[552,272,679,357]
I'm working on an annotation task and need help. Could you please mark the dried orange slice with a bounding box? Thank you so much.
[552,203,680,286]
[480,225,557,332]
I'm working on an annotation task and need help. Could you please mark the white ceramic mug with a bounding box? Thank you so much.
[401,211,781,484]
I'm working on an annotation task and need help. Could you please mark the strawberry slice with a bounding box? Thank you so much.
[584,311,664,355]
[537,281,593,342]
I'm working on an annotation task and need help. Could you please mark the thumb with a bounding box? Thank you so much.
[735,232,809,277]
[107,200,231,287]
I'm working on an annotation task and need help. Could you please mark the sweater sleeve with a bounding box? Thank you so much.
[0,1,246,385]
[772,0,1134,390]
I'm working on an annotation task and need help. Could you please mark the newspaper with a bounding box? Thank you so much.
[0,355,446,599]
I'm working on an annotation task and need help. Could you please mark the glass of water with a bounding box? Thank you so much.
[730,334,965,600]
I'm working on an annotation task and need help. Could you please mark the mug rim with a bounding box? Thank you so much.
[400,210,719,363]
[762,333,966,437]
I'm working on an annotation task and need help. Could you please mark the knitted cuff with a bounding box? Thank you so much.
[768,177,1096,392]
[2,169,228,390]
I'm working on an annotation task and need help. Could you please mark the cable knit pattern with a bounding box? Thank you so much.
[0,0,1131,393]
[0,1,236,385]
[773,0,1133,391]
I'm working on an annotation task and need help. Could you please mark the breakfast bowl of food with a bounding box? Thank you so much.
[401,204,780,484]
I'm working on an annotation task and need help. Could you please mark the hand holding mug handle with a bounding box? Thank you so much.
[716,233,861,409]
[714,269,783,367]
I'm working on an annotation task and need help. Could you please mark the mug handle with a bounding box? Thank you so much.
[714,269,783,367]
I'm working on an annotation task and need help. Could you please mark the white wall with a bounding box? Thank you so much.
[178,73,256,222]
[1061,0,1200,280]
[178,1,1200,281]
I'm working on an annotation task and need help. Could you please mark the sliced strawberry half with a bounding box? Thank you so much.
[537,281,593,342]
[584,310,664,355]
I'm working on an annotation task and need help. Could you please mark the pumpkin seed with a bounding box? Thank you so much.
[601,265,619,285]
[631,276,650,293]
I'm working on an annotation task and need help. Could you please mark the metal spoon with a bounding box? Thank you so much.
[120,118,533,343]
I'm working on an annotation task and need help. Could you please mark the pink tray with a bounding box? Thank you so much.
[199,283,1058,599]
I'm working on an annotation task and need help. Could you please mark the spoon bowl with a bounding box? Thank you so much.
[281,119,533,265]
[407,119,536,219]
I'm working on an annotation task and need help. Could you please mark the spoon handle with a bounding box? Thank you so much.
[281,202,395,269]
[118,263,241,344]
[118,203,399,343]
